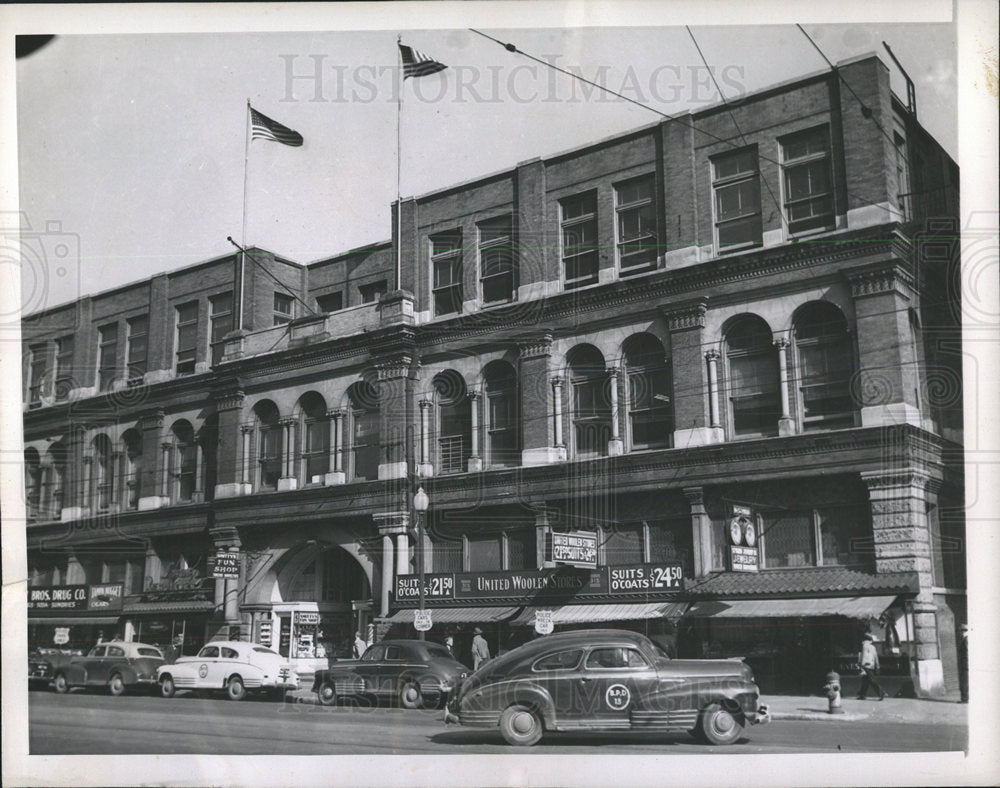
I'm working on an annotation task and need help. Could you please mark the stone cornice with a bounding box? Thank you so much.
[843,260,915,299]
[660,298,708,332]
[517,332,553,360]
[213,389,245,412]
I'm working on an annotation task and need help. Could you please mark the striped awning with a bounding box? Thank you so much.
[28,616,121,626]
[384,607,518,624]
[511,601,688,626]
[122,600,216,614]
[685,595,898,620]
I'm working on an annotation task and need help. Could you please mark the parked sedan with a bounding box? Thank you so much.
[312,640,468,709]
[156,641,299,701]
[445,629,769,746]
[52,640,165,696]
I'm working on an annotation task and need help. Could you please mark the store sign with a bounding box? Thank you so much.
[258,621,273,648]
[534,609,554,635]
[395,562,683,606]
[213,552,240,580]
[413,610,433,632]
[28,584,124,613]
[295,611,321,625]
[549,531,598,568]
[140,567,212,603]
[730,545,759,573]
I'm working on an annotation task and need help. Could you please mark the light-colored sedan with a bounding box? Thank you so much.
[156,641,299,701]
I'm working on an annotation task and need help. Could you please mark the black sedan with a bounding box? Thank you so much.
[312,640,468,709]
[52,640,165,696]
[445,629,769,746]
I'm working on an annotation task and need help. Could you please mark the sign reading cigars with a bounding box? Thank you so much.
[395,563,683,606]
[29,583,124,613]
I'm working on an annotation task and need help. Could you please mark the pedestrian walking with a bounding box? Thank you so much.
[353,631,367,659]
[471,627,491,670]
[444,635,455,656]
[856,633,886,700]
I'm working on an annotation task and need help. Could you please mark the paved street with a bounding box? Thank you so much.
[29,689,967,755]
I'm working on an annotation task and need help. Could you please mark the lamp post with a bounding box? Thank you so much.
[413,485,429,640]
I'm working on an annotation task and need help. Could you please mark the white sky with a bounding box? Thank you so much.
[15,20,957,314]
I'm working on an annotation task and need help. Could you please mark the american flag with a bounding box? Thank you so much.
[250,107,304,147]
[398,43,447,79]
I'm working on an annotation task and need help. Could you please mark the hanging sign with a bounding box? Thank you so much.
[534,609,554,635]
[413,610,433,632]
[548,531,598,568]
[213,552,240,580]
[730,545,759,573]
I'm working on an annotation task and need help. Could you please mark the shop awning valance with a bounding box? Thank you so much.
[122,600,216,614]
[511,601,688,626]
[685,595,898,620]
[28,616,121,626]
[384,606,519,624]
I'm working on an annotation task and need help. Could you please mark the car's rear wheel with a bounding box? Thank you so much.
[317,681,338,707]
[499,704,543,746]
[160,675,176,699]
[108,673,127,696]
[697,703,744,746]
[226,675,246,701]
[398,678,423,710]
[53,673,69,694]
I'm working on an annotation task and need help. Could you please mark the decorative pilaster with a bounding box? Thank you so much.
[519,333,565,466]
[683,486,713,578]
[138,409,169,510]
[468,391,483,472]
[607,367,624,456]
[705,350,721,429]
[551,376,565,448]
[662,298,720,447]
[240,425,253,486]
[325,409,346,485]
[277,417,298,491]
[417,399,434,477]
[374,354,414,480]
[159,442,172,499]
[774,337,796,437]
[213,387,251,499]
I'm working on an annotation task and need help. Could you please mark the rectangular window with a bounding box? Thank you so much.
[603,523,645,565]
[28,343,47,407]
[648,519,694,577]
[210,292,233,366]
[431,232,463,316]
[259,426,281,490]
[506,529,534,570]
[712,148,762,251]
[432,535,464,573]
[55,335,74,401]
[478,216,515,304]
[627,366,673,449]
[97,323,118,391]
[561,193,599,288]
[359,280,387,304]
[468,533,502,571]
[316,291,343,313]
[781,127,833,235]
[729,354,780,437]
[273,292,294,325]
[817,506,869,567]
[174,302,198,375]
[762,511,815,568]
[304,419,329,480]
[352,409,380,481]
[615,175,658,274]
[487,389,517,467]
[126,315,148,379]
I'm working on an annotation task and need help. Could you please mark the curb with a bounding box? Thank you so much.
[771,711,869,722]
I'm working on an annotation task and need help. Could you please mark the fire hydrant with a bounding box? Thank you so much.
[823,670,844,714]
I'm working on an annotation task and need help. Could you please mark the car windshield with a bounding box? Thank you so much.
[422,643,452,659]
[137,647,163,657]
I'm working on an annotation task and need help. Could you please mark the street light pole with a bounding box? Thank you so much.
[413,486,429,641]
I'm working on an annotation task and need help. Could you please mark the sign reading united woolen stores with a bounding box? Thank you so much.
[395,563,683,606]
[28,583,124,613]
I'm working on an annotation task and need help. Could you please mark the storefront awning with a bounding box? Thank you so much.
[384,607,519,624]
[28,616,121,626]
[511,601,688,626]
[685,595,898,620]
[122,600,216,614]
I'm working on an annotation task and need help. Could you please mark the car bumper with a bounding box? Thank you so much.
[748,704,770,725]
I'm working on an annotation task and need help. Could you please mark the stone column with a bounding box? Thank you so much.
[861,468,942,697]
[111,451,123,511]
[159,442,172,500]
[552,376,565,449]
[417,399,434,477]
[705,350,721,429]
[396,533,409,577]
[468,390,483,472]
[81,454,93,512]
[380,534,394,618]
[213,388,250,499]
[325,409,346,485]
[684,487,713,578]
[373,512,409,618]
[277,417,298,491]
[518,333,565,466]
[240,425,253,486]
[192,443,204,502]
[661,299,721,446]
[211,526,242,623]
[607,366,624,456]
[775,337,795,436]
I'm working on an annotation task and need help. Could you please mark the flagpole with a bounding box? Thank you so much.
[239,99,251,331]
[395,36,403,292]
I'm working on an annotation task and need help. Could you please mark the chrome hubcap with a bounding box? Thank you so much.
[512,712,534,735]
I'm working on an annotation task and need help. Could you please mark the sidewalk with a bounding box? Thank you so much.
[285,687,968,726]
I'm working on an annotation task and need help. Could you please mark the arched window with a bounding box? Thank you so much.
[434,370,470,474]
[298,392,330,483]
[92,434,114,510]
[623,334,673,450]
[568,345,611,458]
[171,421,197,501]
[483,361,519,467]
[45,442,67,520]
[348,380,379,481]
[725,316,780,438]
[24,448,41,521]
[121,429,143,509]
[254,401,282,490]
[793,302,855,430]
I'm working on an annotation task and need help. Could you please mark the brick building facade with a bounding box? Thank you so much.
[22,53,964,696]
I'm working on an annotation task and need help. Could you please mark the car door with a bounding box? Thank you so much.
[89,645,121,686]
[218,646,245,684]
[378,644,417,698]
[351,644,384,696]
[195,645,222,688]
[568,646,653,730]
[77,646,105,685]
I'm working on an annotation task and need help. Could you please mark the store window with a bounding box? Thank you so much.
[484,361,519,467]
[648,519,694,577]
[97,323,118,391]
[434,370,471,475]
[348,380,379,481]
[431,231,463,316]
[568,344,611,458]
[210,292,233,366]
[175,301,198,375]
[615,174,658,275]
[759,506,871,569]
[479,215,516,304]
[623,333,672,450]
[122,429,142,510]
[780,126,834,235]
[712,147,762,252]
[561,192,599,288]
[793,302,854,430]
[603,523,645,565]
[725,315,780,438]
[126,314,148,379]
[431,533,464,573]
[468,532,502,571]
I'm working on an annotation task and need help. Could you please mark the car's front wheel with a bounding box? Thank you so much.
[160,675,176,699]
[398,678,423,710]
[108,673,127,697]
[53,673,69,694]
[317,681,338,707]
[499,704,543,746]
[226,675,246,701]
[696,703,744,745]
